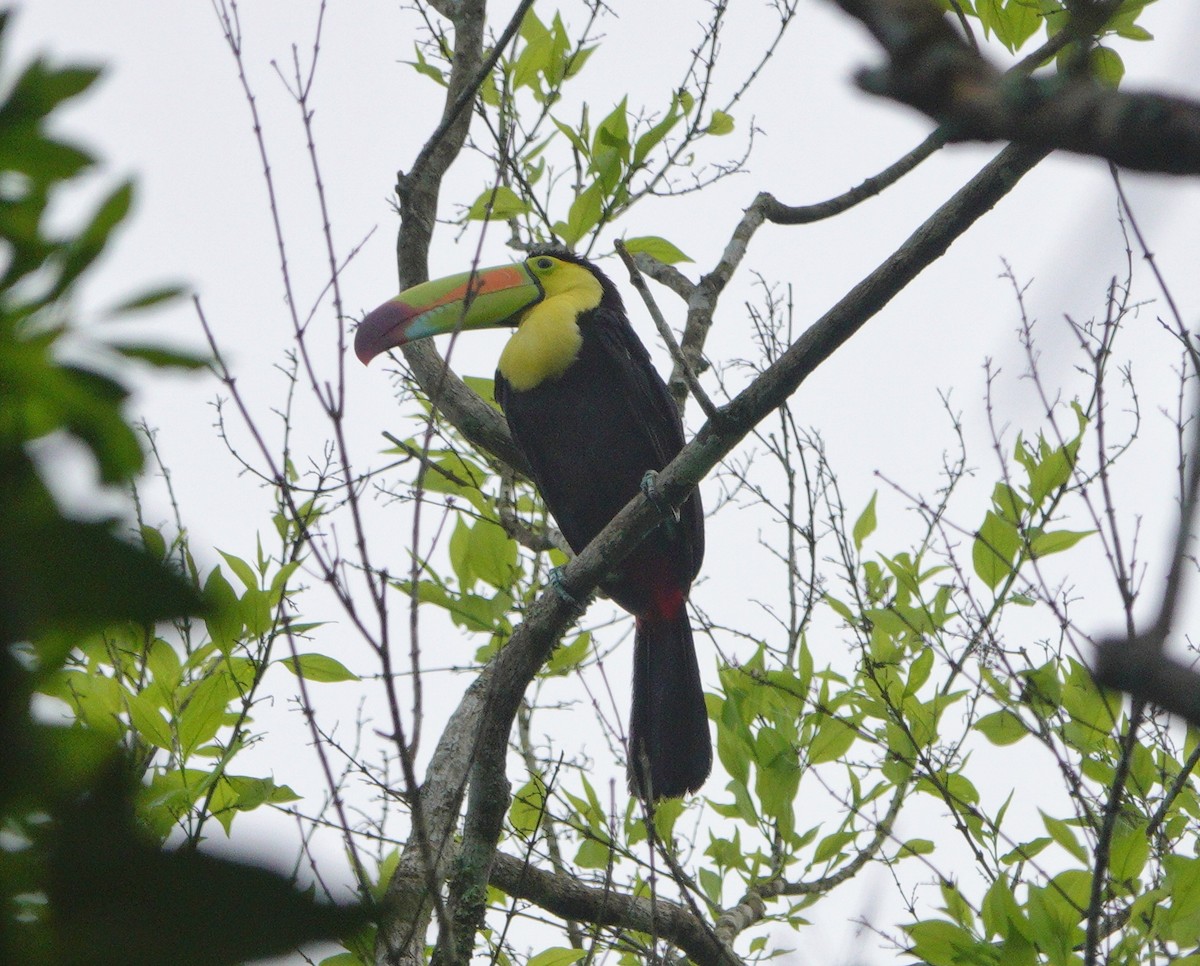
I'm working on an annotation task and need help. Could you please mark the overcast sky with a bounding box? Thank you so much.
[14,2,1200,962]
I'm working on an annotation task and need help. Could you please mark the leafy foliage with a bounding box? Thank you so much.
[0,17,363,964]
[440,5,722,257]
[10,1,1186,965]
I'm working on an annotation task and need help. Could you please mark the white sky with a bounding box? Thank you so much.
[14,1,1200,963]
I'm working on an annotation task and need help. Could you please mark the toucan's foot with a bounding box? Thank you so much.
[640,470,678,524]
[548,567,582,607]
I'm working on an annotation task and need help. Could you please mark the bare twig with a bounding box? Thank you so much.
[614,240,721,422]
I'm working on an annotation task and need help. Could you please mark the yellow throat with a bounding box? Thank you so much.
[498,259,602,391]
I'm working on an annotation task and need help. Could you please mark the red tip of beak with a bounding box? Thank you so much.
[354,300,416,365]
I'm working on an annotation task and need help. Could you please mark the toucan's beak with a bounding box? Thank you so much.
[355,262,544,365]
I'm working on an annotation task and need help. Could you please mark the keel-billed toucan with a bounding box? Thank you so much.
[355,250,711,798]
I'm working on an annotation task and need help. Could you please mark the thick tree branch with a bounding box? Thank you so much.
[387,0,532,479]
[378,1,507,961]
[657,0,1096,410]
[489,850,742,966]
[441,719,513,964]
[827,0,1200,175]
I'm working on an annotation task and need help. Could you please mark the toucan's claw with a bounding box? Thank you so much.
[641,470,678,525]
[549,567,583,608]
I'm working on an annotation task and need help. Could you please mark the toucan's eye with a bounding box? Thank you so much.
[536,257,553,271]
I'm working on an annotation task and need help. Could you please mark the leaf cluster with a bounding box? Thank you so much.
[417,5,732,259]
[0,22,363,965]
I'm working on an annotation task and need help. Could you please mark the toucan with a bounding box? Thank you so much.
[355,249,711,799]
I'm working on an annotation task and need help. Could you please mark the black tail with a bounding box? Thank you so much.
[628,614,712,799]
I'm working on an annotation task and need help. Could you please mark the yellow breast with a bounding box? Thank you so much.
[498,297,585,391]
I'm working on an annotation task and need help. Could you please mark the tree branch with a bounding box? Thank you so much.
[489,850,743,966]
[714,778,906,944]
[388,0,532,480]
[827,0,1200,174]
[378,138,1046,963]
[615,240,720,422]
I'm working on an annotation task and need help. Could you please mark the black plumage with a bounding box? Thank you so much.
[495,256,710,798]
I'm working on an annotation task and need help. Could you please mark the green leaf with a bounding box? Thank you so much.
[699,866,723,905]
[527,949,586,966]
[813,829,854,864]
[126,692,174,751]
[406,44,446,87]
[907,646,934,693]
[754,726,800,828]
[55,181,134,294]
[1090,46,1125,86]
[976,710,1027,746]
[279,653,360,683]
[462,374,500,410]
[620,235,692,265]
[49,767,366,966]
[140,523,167,561]
[1061,658,1118,733]
[716,700,754,787]
[1041,811,1088,863]
[509,774,547,838]
[981,875,1026,941]
[179,672,233,757]
[591,97,630,163]
[853,492,877,551]
[203,566,243,651]
[218,550,259,592]
[104,284,187,316]
[941,880,975,928]
[1026,440,1073,505]
[551,116,589,159]
[1001,836,1052,864]
[0,130,92,186]
[906,919,977,966]
[319,954,366,966]
[512,9,552,91]
[466,184,530,221]
[146,637,183,695]
[825,594,854,623]
[1109,818,1149,881]
[468,518,518,590]
[574,837,611,869]
[1114,23,1152,41]
[706,110,734,135]
[546,631,590,675]
[632,104,682,166]
[972,510,1019,590]
[560,180,605,246]
[448,516,473,589]
[1030,529,1094,558]
[110,343,211,370]
[563,44,596,80]
[992,482,1027,523]
[0,58,101,122]
[418,450,489,511]
[239,587,273,637]
[0,457,206,641]
[808,715,856,765]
